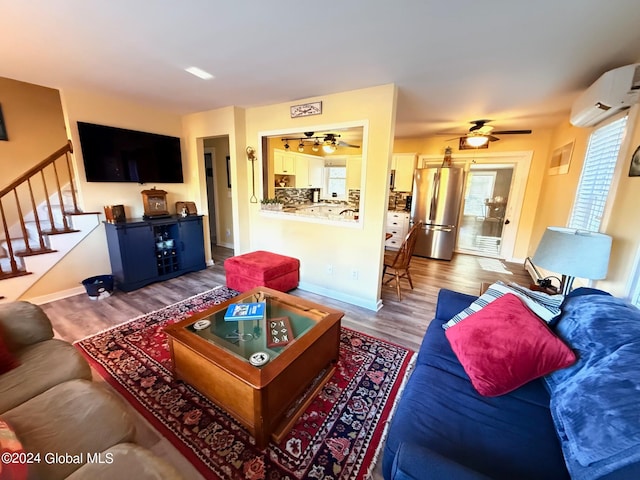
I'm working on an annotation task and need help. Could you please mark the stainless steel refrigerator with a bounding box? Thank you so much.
[410,167,465,260]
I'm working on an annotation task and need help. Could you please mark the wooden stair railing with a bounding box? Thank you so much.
[0,140,81,279]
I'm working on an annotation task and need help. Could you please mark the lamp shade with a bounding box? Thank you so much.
[532,227,612,280]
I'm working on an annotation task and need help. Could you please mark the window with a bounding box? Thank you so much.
[324,166,347,199]
[631,263,640,308]
[568,116,628,231]
[463,171,496,217]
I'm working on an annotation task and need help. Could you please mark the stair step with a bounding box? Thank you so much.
[42,228,80,236]
[1,238,46,254]
[0,270,31,281]
[0,256,25,271]
[15,247,57,258]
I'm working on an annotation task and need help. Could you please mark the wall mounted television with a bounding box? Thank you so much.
[77,122,184,183]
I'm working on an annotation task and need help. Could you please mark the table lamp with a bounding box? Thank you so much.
[532,227,612,295]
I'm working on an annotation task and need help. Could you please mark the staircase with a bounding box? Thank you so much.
[0,141,100,302]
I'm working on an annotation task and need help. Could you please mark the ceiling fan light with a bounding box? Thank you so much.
[466,135,489,147]
[323,143,336,154]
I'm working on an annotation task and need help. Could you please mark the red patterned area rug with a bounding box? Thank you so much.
[74,286,414,480]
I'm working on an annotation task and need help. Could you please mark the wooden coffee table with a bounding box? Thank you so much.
[164,287,343,448]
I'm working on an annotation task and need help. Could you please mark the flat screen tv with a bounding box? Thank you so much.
[77,122,184,183]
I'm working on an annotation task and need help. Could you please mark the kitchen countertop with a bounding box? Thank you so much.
[262,203,359,223]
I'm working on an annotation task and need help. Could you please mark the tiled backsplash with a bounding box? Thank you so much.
[275,188,361,209]
[274,188,315,204]
[389,190,412,210]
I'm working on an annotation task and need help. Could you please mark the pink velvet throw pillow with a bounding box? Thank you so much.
[445,293,576,397]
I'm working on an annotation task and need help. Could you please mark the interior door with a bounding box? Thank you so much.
[457,164,514,257]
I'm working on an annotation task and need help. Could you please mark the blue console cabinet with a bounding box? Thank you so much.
[104,215,206,292]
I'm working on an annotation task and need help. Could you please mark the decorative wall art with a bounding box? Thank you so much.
[290,101,322,118]
[0,104,8,141]
[548,141,574,175]
[629,145,640,177]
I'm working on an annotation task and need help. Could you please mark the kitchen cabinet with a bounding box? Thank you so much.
[104,215,206,292]
[274,150,296,175]
[347,156,362,190]
[391,153,417,192]
[295,154,324,188]
[385,211,410,250]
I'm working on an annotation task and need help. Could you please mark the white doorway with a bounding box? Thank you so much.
[203,136,234,250]
[458,164,514,257]
[418,151,532,261]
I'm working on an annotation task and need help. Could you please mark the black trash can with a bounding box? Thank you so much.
[82,275,114,300]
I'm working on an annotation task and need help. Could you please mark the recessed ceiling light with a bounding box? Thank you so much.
[185,67,215,80]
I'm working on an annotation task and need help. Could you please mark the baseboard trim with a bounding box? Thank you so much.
[24,286,86,305]
[297,282,381,311]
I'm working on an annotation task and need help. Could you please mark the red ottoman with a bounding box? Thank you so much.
[224,250,300,292]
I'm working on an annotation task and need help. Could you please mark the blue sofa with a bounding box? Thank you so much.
[382,287,640,480]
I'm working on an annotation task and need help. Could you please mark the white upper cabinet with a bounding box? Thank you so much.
[294,154,324,188]
[391,153,417,192]
[274,150,296,175]
[307,157,324,188]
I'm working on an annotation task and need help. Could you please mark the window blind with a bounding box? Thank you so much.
[325,166,347,198]
[568,116,628,231]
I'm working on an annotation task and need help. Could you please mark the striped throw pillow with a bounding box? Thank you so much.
[442,281,564,330]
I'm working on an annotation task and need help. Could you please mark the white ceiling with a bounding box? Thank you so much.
[2,1,640,138]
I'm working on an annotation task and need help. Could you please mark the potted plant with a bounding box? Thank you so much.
[260,198,283,211]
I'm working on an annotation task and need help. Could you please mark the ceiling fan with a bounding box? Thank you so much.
[317,133,361,149]
[282,132,361,154]
[441,120,532,148]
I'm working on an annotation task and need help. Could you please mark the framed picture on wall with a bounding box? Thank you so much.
[0,104,8,141]
[629,145,640,177]
[548,141,574,175]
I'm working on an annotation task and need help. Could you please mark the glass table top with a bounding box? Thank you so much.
[184,290,329,364]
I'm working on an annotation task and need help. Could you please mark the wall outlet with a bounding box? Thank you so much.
[326,264,333,275]
[351,269,359,280]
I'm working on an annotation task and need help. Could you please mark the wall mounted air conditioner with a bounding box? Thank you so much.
[570,63,640,127]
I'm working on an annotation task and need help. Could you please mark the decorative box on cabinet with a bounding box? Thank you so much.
[104,215,206,292]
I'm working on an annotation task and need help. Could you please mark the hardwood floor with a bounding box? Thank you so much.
[41,246,532,352]
[37,247,532,479]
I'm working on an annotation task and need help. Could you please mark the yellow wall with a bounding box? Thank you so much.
[0,78,70,230]
[242,84,397,310]
[0,77,68,182]
[23,88,187,298]
[394,131,553,260]
[528,122,591,252]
